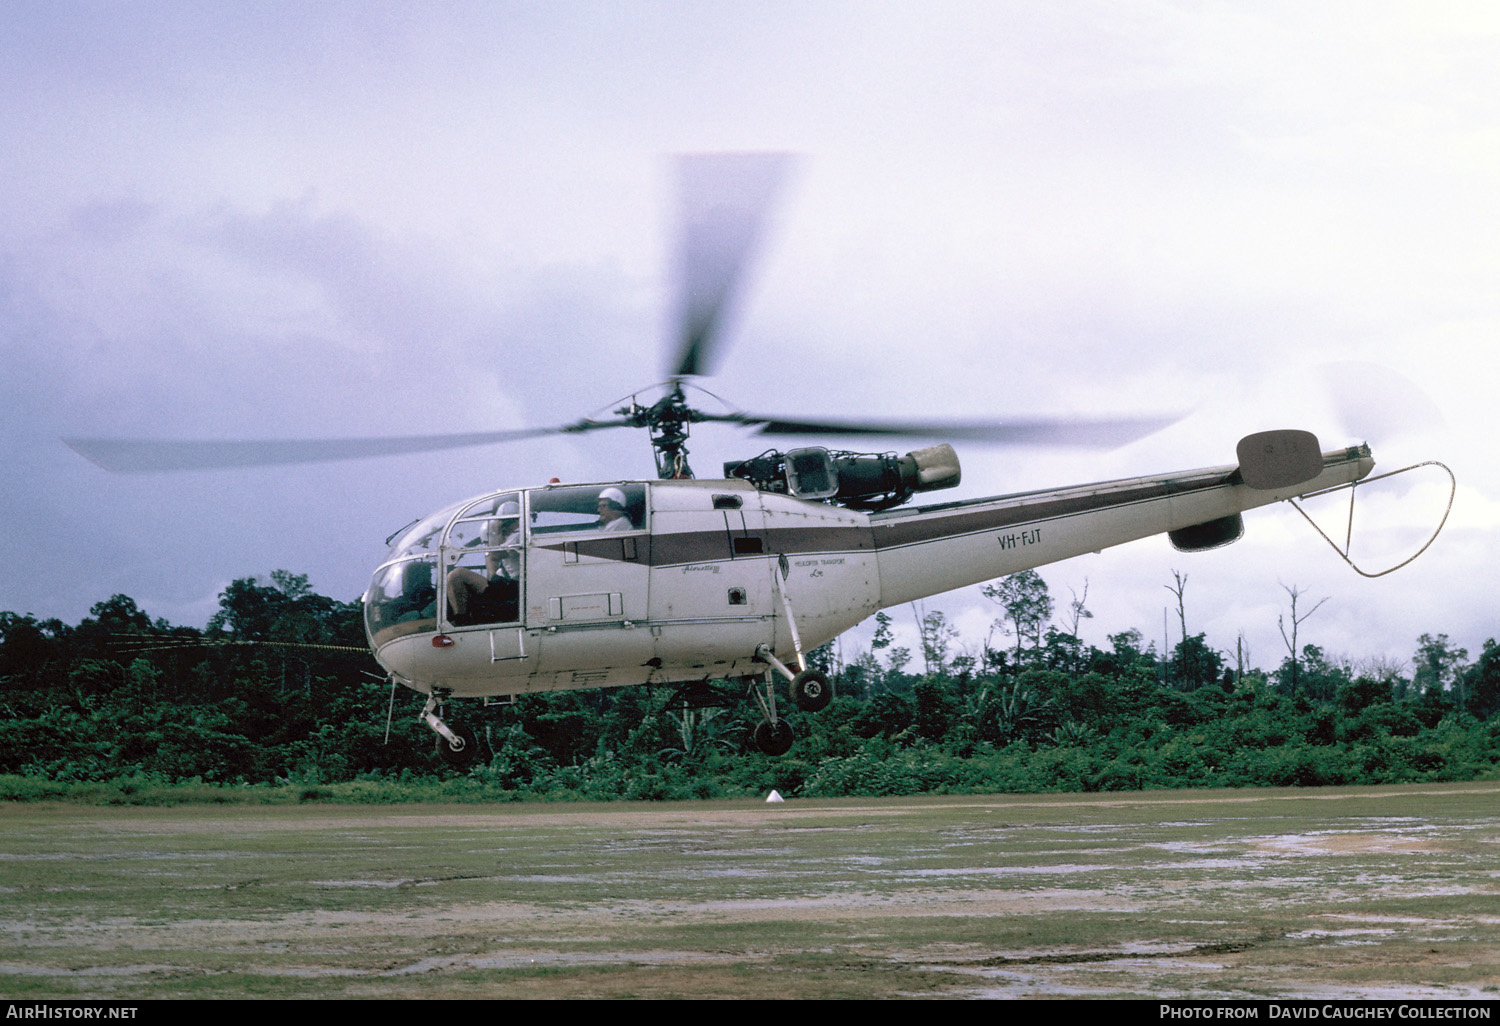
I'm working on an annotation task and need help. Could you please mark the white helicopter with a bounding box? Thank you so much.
[65,155,1446,763]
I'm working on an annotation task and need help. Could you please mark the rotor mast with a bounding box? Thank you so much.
[618,382,700,479]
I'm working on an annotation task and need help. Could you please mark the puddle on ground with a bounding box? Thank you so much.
[0,963,182,978]
[311,879,438,889]
[386,950,732,975]
[5,790,1497,998]
[1287,927,1397,940]
[1251,827,1448,856]
[896,865,1114,878]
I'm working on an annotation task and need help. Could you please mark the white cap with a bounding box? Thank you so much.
[599,487,626,508]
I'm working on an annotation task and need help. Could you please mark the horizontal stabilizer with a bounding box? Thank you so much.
[1236,429,1323,490]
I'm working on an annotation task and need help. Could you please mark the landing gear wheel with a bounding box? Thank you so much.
[792,669,832,712]
[437,723,479,768]
[753,719,795,757]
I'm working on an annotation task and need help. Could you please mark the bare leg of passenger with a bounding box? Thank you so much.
[445,568,488,618]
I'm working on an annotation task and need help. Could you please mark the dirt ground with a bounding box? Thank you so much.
[3,783,1499,999]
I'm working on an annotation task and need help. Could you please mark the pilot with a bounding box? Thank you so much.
[445,501,522,624]
[486,501,523,577]
[597,487,633,531]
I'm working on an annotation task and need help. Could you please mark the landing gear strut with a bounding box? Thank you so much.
[745,645,840,755]
[747,668,795,756]
[421,693,480,768]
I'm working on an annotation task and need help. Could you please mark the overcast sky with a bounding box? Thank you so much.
[3,1,1496,675]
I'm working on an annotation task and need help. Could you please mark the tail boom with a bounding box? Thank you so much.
[871,444,1374,607]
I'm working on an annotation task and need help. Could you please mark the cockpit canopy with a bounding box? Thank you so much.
[363,483,646,647]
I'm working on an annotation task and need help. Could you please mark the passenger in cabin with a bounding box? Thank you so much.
[388,560,436,623]
[445,501,522,624]
[597,487,633,531]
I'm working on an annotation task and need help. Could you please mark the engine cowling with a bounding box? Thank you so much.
[725,444,962,511]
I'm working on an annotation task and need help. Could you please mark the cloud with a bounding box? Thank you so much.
[1,1,1495,675]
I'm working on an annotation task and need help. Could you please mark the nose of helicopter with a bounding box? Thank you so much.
[364,558,440,650]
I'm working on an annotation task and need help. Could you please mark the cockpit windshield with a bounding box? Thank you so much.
[384,498,469,561]
[367,493,489,646]
[365,558,438,646]
[366,489,529,646]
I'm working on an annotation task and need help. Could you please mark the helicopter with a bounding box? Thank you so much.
[65,154,1443,764]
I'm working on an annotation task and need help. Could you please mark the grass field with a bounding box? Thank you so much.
[2,782,1498,999]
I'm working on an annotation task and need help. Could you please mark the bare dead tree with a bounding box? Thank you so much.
[1164,570,1189,645]
[1064,579,1093,637]
[1351,652,1409,699]
[1278,583,1329,698]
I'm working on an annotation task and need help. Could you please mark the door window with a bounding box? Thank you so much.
[441,492,524,626]
[529,484,645,535]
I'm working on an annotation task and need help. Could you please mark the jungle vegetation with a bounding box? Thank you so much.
[1,569,1497,802]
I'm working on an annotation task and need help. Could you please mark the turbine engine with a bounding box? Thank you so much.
[725,443,961,511]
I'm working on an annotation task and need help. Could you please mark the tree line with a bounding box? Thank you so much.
[1,569,1497,801]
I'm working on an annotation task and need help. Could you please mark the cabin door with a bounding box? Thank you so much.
[522,484,654,677]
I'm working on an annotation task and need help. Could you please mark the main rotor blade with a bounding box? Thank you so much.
[64,419,630,473]
[1319,360,1445,443]
[669,152,793,379]
[710,412,1180,448]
